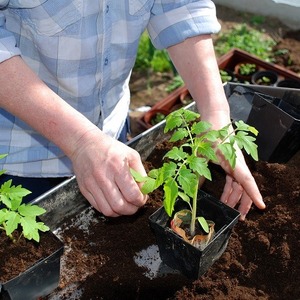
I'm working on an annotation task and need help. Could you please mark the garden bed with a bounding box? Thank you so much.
[39,89,300,299]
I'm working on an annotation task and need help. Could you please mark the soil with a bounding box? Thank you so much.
[0,229,63,282]
[43,143,300,300]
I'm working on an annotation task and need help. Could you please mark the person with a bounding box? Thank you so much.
[0,0,265,219]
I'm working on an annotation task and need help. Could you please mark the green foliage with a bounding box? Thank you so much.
[0,157,49,243]
[165,75,184,93]
[219,70,233,83]
[134,32,174,73]
[215,24,276,62]
[131,108,258,236]
[239,63,257,75]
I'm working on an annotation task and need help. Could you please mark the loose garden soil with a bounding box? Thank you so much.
[43,5,300,300]
[44,144,300,300]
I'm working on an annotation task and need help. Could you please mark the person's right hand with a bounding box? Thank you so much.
[70,128,148,217]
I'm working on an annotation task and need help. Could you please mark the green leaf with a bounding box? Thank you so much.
[197,216,209,234]
[141,177,157,194]
[169,128,189,142]
[191,121,211,135]
[0,154,7,160]
[164,147,187,161]
[130,168,147,183]
[164,111,183,132]
[187,156,212,180]
[234,131,259,161]
[20,217,49,242]
[177,191,190,203]
[163,179,178,217]
[7,184,31,200]
[196,141,218,162]
[235,120,259,136]
[5,211,20,236]
[18,204,46,217]
[178,168,198,198]
[218,142,237,169]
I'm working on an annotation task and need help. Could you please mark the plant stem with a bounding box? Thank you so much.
[190,174,200,236]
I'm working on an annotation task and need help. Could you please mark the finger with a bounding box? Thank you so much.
[78,178,121,217]
[236,192,254,221]
[98,175,142,216]
[233,169,266,210]
[226,180,244,208]
[220,175,234,204]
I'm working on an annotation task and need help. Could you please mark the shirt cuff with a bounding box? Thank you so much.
[147,1,221,49]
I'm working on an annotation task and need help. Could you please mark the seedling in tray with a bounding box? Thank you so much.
[0,154,49,243]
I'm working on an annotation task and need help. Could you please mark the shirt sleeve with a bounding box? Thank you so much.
[147,0,221,49]
[0,12,21,63]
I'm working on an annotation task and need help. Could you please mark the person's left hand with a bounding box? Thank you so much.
[216,145,266,220]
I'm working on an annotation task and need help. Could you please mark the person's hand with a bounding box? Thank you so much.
[199,109,266,221]
[70,128,148,217]
[216,144,266,220]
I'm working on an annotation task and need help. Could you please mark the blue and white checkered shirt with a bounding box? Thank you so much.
[0,0,220,177]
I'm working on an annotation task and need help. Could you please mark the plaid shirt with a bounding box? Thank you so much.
[0,0,220,177]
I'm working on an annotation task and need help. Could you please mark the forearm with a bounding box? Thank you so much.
[0,56,100,159]
[167,35,230,128]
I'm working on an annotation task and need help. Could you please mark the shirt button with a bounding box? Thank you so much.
[104,58,108,65]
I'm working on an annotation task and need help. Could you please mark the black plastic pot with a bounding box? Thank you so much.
[251,70,279,86]
[0,231,64,300]
[276,79,300,89]
[149,190,240,279]
[247,93,300,163]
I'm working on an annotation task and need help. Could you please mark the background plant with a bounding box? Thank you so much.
[214,24,276,62]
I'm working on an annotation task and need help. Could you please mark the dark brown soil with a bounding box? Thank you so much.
[44,143,300,300]
[0,229,63,282]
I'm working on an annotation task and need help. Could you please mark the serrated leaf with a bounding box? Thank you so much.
[218,142,237,169]
[161,162,177,180]
[0,194,12,209]
[191,121,211,135]
[164,111,183,132]
[177,191,190,203]
[163,179,178,217]
[141,177,157,194]
[178,169,197,198]
[181,109,200,122]
[197,216,209,234]
[18,204,46,217]
[130,168,147,183]
[169,128,188,142]
[234,131,259,161]
[164,147,187,161]
[5,211,20,235]
[7,184,31,200]
[235,120,259,136]
[196,141,218,162]
[0,209,7,223]
[187,156,212,180]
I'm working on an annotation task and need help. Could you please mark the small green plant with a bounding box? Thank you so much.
[239,63,257,76]
[151,112,167,126]
[132,108,258,241]
[0,154,49,243]
[219,70,233,83]
[215,24,276,62]
[165,75,184,93]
